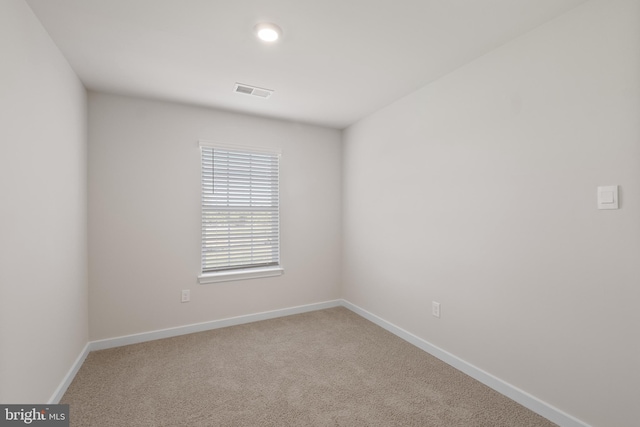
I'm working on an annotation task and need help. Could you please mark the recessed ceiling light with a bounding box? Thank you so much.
[255,23,282,42]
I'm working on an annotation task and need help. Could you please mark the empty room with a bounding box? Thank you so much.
[1,0,638,426]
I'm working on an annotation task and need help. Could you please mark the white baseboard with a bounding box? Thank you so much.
[50,300,341,401]
[89,299,342,351]
[48,342,90,404]
[50,298,589,427]
[340,299,590,427]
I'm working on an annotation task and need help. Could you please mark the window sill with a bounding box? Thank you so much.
[198,266,284,284]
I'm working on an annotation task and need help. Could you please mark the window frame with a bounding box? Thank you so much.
[198,140,283,284]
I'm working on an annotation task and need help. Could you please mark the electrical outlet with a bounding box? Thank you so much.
[432,301,441,318]
[181,290,190,303]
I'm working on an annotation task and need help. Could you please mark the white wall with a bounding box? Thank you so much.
[342,0,640,426]
[0,0,88,403]
[88,93,342,340]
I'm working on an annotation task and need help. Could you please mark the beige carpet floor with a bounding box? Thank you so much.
[62,307,558,426]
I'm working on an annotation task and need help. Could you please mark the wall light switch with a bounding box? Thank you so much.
[432,301,441,318]
[597,186,619,210]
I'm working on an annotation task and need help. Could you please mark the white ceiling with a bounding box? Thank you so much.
[25,0,588,129]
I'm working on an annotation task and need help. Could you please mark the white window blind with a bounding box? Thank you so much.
[200,144,280,274]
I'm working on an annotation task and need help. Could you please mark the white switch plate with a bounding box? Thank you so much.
[597,185,619,210]
[432,301,441,318]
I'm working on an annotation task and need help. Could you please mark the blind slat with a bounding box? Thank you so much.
[201,146,280,273]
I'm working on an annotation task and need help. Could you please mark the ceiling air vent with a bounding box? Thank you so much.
[234,83,274,99]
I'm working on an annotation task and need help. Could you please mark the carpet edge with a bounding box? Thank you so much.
[341,299,591,427]
[50,298,592,427]
[88,300,343,351]
[48,342,91,404]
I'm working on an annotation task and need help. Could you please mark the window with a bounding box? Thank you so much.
[198,141,283,283]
